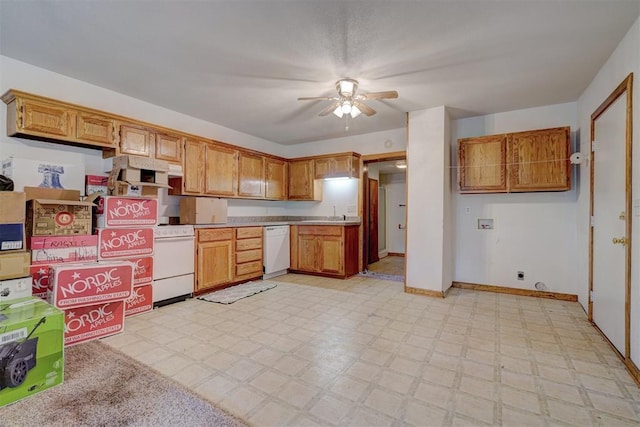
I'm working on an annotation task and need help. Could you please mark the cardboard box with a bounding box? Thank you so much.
[130,256,153,286]
[97,227,154,260]
[0,277,32,302]
[0,192,25,224]
[29,265,51,300]
[0,224,25,252]
[124,284,153,317]
[48,261,134,309]
[107,155,171,197]
[30,235,98,264]
[24,187,94,237]
[85,175,109,196]
[0,192,26,253]
[180,197,228,225]
[0,252,30,281]
[96,197,158,227]
[64,300,125,346]
[1,156,85,195]
[0,297,64,407]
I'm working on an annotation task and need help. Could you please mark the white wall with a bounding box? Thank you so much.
[381,172,406,254]
[406,106,451,292]
[577,18,640,362]
[451,103,578,297]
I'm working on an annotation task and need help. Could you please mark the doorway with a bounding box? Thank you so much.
[589,74,634,373]
[362,153,407,280]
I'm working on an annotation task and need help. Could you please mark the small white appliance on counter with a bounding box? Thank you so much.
[263,225,290,279]
[152,225,195,306]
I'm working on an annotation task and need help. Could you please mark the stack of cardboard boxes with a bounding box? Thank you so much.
[96,196,156,319]
[0,191,30,296]
[0,191,65,407]
[21,187,134,347]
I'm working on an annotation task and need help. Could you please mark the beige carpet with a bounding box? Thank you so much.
[2,340,248,427]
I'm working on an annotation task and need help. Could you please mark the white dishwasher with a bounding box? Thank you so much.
[263,225,290,279]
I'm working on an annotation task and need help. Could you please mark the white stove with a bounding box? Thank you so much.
[152,225,195,306]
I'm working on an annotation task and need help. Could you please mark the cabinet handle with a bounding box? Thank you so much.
[612,237,627,246]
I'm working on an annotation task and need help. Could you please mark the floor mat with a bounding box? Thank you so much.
[357,270,404,282]
[198,281,277,304]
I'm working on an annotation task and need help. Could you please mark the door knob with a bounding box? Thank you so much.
[612,237,628,245]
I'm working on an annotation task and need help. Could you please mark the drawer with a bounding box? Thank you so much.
[236,227,263,239]
[235,237,262,251]
[236,260,263,277]
[296,225,342,236]
[198,228,233,242]
[236,249,262,264]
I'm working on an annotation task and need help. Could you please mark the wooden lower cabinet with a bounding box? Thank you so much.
[290,225,358,279]
[234,227,264,281]
[195,226,263,293]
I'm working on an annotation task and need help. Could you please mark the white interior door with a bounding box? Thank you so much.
[592,92,627,355]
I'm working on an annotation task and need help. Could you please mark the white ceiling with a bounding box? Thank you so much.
[1,1,638,145]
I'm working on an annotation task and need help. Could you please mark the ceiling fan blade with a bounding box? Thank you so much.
[356,102,377,116]
[298,96,337,101]
[318,102,339,116]
[360,91,398,100]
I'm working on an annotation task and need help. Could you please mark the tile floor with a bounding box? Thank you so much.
[367,256,405,277]
[103,274,640,426]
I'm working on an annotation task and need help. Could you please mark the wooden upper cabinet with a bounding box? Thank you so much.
[14,97,72,138]
[120,124,152,157]
[76,112,116,147]
[237,152,265,198]
[183,138,205,194]
[508,127,571,192]
[155,131,183,164]
[314,154,360,179]
[265,157,287,200]
[458,126,571,193]
[288,159,322,200]
[458,134,508,193]
[205,143,238,196]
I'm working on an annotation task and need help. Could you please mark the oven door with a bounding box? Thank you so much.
[153,236,195,280]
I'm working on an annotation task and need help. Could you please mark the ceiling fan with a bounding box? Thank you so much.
[298,79,398,119]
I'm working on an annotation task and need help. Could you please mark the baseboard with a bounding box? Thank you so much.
[387,252,405,257]
[404,285,446,298]
[451,282,578,302]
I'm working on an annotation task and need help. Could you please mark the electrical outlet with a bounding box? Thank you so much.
[347,205,356,214]
[465,206,471,214]
[517,271,525,280]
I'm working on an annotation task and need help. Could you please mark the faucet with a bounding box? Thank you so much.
[333,205,336,218]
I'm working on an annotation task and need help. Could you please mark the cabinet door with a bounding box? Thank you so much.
[331,155,355,177]
[120,124,152,157]
[508,127,571,192]
[458,134,507,193]
[76,112,115,147]
[183,138,205,194]
[156,131,183,164]
[238,152,265,198]
[320,236,344,275]
[205,144,238,196]
[314,158,332,179]
[20,98,72,137]
[197,240,233,291]
[289,159,319,200]
[265,158,287,200]
[297,235,319,272]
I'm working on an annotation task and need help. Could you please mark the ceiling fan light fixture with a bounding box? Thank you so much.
[341,101,352,114]
[350,105,361,118]
[332,106,344,118]
[337,79,357,96]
